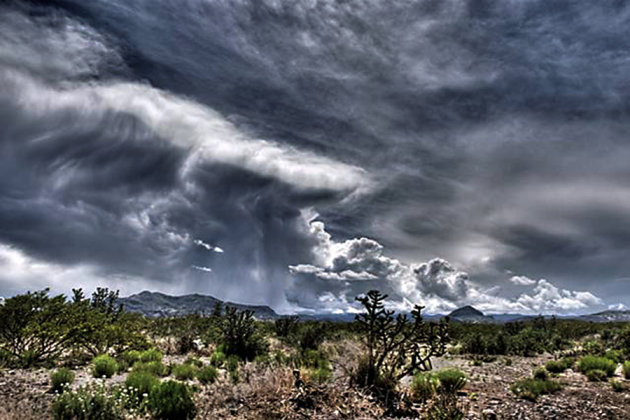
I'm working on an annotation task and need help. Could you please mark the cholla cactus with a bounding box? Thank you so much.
[354,290,449,388]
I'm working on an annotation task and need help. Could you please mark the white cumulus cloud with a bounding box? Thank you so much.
[287,219,605,314]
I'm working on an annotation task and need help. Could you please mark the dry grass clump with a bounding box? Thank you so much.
[194,363,384,419]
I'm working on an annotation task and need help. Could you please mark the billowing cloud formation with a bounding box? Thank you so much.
[0,0,628,312]
[288,221,603,314]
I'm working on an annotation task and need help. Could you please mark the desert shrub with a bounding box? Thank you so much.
[172,363,197,381]
[70,288,149,357]
[92,355,118,378]
[148,380,196,420]
[427,394,464,420]
[295,323,328,351]
[299,349,328,369]
[582,339,604,355]
[578,356,616,377]
[586,369,608,382]
[274,316,299,338]
[0,290,76,367]
[0,348,12,368]
[610,379,625,392]
[184,356,203,368]
[122,350,142,366]
[533,367,548,381]
[140,349,163,363]
[20,350,40,369]
[623,361,630,379]
[273,350,290,366]
[410,372,438,403]
[544,357,575,374]
[604,349,624,364]
[353,290,449,390]
[616,325,630,355]
[209,350,226,367]
[435,369,467,394]
[51,368,76,393]
[226,355,240,383]
[423,370,466,420]
[124,371,159,408]
[511,328,545,356]
[510,377,562,401]
[133,361,167,377]
[545,360,565,373]
[125,370,159,395]
[220,307,268,361]
[52,383,124,420]
[196,365,218,384]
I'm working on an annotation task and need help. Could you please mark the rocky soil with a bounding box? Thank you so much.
[437,355,630,420]
[0,353,629,419]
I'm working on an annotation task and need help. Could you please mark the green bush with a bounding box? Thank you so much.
[604,349,624,364]
[122,350,142,366]
[623,361,630,379]
[133,361,167,377]
[172,363,197,381]
[0,290,77,368]
[578,356,616,377]
[220,307,268,361]
[124,371,159,404]
[184,356,203,368]
[582,340,603,355]
[140,349,163,363]
[533,367,548,381]
[50,368,75,393]
[586,369,608,382]
[410,372,438,403]
[545,360,565,374]
[52,383,124,420]
[209,350,226,367]
[148,380,196,420]
[226,355,240,383]
[561,357,575,370]
[92,355,118,378]
[434,369,467,394]
[196,365,218,385]
[510,377,562,401]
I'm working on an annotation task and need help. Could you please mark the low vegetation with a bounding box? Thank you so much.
[1,287,629,419]
[511,376,562,401]
[577,356,617,377]
[92,354,118,378]
[50,368,75,394]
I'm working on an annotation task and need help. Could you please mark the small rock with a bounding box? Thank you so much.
[482,408,497,420]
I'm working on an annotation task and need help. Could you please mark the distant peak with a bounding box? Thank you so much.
[449,305,484,317]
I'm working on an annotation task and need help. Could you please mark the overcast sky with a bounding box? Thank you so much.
[1,0,629,314]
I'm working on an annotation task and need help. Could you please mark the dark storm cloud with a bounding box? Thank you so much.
[1,0,630,311]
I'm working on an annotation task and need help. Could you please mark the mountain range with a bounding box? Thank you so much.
[117,291,278,319]
[117,291,630,323]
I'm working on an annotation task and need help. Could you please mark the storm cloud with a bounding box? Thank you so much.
[1,0,629,313]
